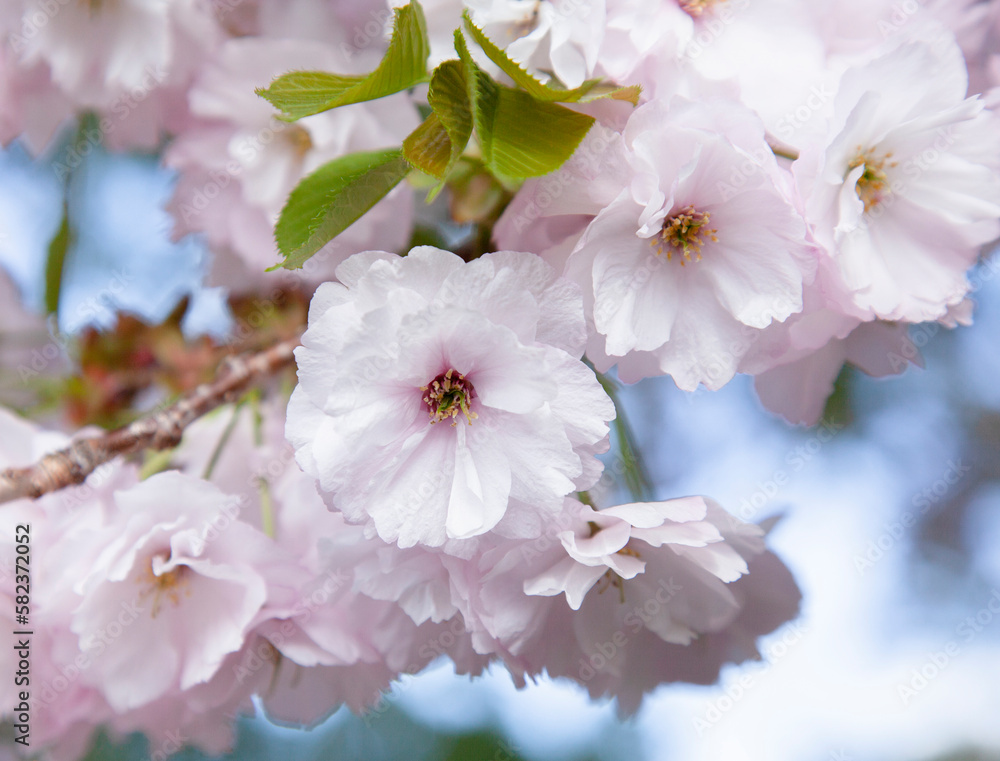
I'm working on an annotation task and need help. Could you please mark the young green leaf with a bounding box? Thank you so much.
[44,202,72,316]
[257,1,431,120]
[403,59,473,197]
[273,148,411,270]
[483,88,595,179]
[455,29,594,181]
[403,113,452,178]
[428,60,473,173]
[461,11,640,105]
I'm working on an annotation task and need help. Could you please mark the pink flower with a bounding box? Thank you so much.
[795,39,1000,322]
[751,319,922,425]
[70,471,291,712]
[562,97,816,389]
[3,0,221,149]
[286,246,615,547]
[521,496,801,714]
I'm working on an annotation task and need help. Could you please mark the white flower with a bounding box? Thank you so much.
[70,471,287,712]
[286,246,615,548]
[564,97,817,389]
[523,496,802,714]
[796,38,1000,322]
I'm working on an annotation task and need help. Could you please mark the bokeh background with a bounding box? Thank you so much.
[2,127,1000,761]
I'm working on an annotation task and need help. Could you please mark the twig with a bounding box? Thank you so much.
[0,336,299,505]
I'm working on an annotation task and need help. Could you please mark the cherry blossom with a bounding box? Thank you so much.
[560,97,817,389]
[286,246,615,547]
[795,39,1000,323]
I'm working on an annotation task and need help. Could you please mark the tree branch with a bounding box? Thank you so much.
[0,336,299,506]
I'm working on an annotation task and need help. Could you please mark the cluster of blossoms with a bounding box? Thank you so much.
[0,308,798,757]
[2,0,1000,758]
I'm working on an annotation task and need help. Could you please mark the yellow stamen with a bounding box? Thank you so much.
[421,368,478,426]
[652,205,718,265]
[137,555,192,619]
[847,151,895,214]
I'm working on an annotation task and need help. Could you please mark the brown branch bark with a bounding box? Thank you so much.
[0,335,299,506]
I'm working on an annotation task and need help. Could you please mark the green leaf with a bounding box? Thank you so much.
[273,148,411,270]
[575,80,642,105]
[403,60,473,194]
[487,88,595,179]
[455,30,595,181]
[403,114,452,178]
[257,1,430,120]
[470,83,594,181]
[44,201,72,316]
[462,11,640,105]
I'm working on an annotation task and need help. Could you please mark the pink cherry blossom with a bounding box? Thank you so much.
[3,0,222,150]
[561,97,817,389]
[286,246,615,547]
[521,496,801,714]
[795,39,1000,323]
[469,0,607,89]
[69,471,296,712]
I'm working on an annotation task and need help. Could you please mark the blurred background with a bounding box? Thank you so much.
[2,129,1000,761]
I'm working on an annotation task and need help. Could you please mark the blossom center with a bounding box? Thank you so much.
[652,205,718,264]
[588,521,643,604]
[848,152,894,214]
[80,0,118,14]
[285,124,313,159]
[137,555,192,619]
[679,0,726,17]
[422,369,478,426]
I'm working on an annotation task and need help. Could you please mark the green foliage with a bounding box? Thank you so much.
[441,732,531,761]
[403,61,474,201]
[44,202,72,316]
[455,30,595,182]
[821,364,855,428]
[266,0,642,268]
[256,1,430,120]
[272,149,411,270]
